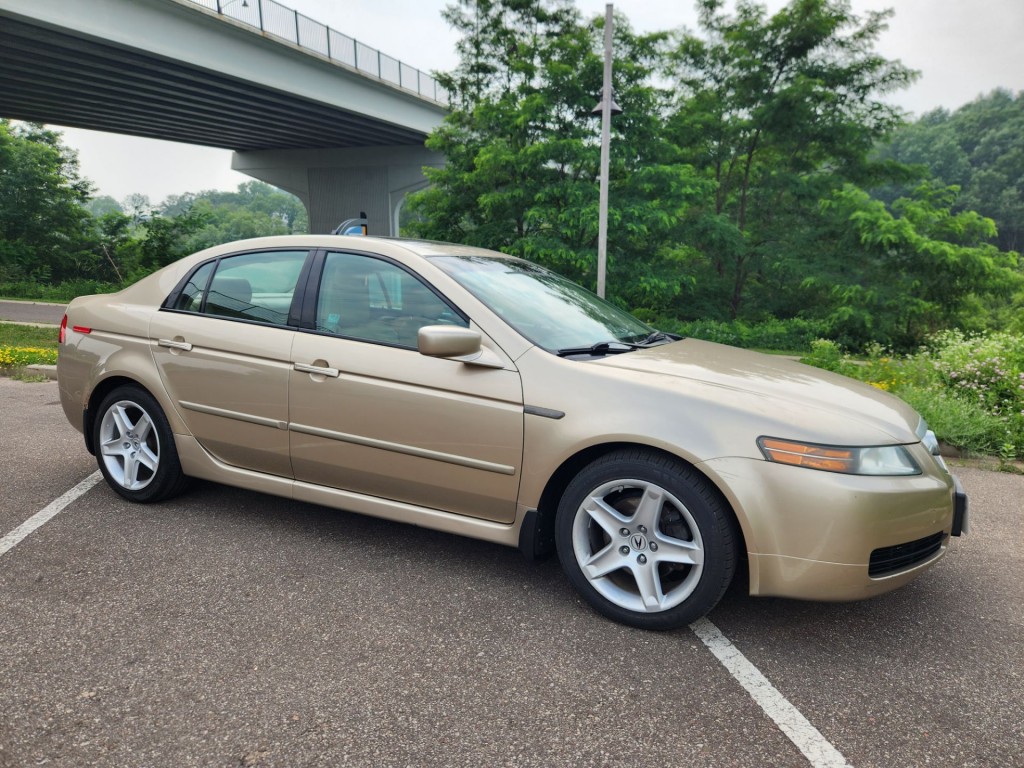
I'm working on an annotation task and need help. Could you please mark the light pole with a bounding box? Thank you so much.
[592,4,620,299]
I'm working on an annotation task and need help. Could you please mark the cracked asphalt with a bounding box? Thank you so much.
[1,376,1021,767]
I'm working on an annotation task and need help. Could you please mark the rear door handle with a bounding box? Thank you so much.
[293,362,340,378]
[158,338,193,352]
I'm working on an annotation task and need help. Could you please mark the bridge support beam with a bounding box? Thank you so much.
[232,145,442,236]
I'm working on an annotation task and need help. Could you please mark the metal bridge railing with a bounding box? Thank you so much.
[188,0,449,105]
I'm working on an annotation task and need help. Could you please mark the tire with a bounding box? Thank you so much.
[93,385,189,503]
[555,449,738,630]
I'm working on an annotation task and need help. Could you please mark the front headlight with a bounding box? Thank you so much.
[758,437,921,476]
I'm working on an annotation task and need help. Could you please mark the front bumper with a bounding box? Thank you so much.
[699,451,963,601]
[952,474,969,536]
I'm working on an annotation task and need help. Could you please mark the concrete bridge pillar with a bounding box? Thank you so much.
[232,145,443,236]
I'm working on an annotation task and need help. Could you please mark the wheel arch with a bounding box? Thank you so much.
[532,441,750,574]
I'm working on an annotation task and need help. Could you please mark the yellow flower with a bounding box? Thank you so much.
[0,345,58,368]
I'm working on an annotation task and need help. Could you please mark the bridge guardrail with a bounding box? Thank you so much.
[187,0,450,105]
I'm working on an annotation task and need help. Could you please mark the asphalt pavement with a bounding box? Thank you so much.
[1,377,1021,767]
[0,299,66,326]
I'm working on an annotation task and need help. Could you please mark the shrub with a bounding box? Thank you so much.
[0,279,121,303]
[647,316,829,351]
[801,339,847,373]
[896,385,1012,457]
[928,330,1024,418]
[742,318,831,351]
[800,329,1024,458]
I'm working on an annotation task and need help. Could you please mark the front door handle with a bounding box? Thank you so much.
[293,362,340,378]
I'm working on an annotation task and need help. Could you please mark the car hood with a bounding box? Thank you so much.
[596,339,921,445]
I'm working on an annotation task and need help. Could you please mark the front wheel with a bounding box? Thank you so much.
[555,449,738,630]
[93,385,189,503]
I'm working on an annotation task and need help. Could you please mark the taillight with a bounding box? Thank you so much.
[59,315,91,344]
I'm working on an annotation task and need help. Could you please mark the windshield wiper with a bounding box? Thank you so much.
[556,330,682,358]
[556,340,642,357]
[636,330,681,346]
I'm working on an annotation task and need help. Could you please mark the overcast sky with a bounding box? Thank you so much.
[55,0,1024,205]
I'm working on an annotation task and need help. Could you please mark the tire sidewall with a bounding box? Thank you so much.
[555,451,736,630]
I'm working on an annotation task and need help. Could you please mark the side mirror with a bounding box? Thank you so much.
[417,326,505,368]
[418,325,482,357]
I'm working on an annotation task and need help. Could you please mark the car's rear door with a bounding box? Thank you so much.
[151,248,311,477]
[288,249,524,523]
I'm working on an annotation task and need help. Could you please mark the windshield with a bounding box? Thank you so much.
[429,255,654,353]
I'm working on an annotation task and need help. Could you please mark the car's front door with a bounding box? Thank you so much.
[151,248,310,477]
[288,250,524,523]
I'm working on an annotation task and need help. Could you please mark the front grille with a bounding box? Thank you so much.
[869,532,946,577]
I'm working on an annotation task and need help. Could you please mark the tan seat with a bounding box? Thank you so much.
[318,268,398,344]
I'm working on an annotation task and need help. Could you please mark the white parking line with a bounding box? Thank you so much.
[691,617,852,768]
[0,472,103,559]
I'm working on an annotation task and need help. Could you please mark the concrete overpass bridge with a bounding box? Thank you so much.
[0,0,448,234]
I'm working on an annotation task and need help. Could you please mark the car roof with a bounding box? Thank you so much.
[188,235,510,261]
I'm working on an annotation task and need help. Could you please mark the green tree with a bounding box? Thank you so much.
[0,121,312,293]
[91,181,308,284]
[666,0,917,319]
[880,90,1024,253]
[407,0,704,312]
[409,0,599,254]
[85,195,123,217]
[165,181,308,252]
[0,120,96,282]
[811,182,1021,347]
[132,208,210,277]
[88,206,210,284]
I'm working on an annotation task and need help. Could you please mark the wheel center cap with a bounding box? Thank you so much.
[630,533,648,551]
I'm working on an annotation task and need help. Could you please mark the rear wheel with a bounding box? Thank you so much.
[93,385,188,503]
[555,449,738,630]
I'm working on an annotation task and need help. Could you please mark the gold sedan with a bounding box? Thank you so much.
[57,236,968,630]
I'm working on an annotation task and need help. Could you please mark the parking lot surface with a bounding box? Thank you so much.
[1,377,1021,767]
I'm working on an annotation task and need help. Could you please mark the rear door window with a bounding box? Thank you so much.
[175,250,308,326]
